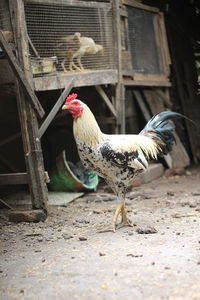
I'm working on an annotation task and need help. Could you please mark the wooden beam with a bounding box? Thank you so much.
[122,0,159,12]
[95,85,117,118]
[0,172,49,185]
[33,70,118,91]
[0,173,29,184]
[24,0,111,9]
[0,30,45,119]
[38,78,75,138]
[123,78,171,87]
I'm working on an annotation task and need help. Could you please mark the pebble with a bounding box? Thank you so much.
[79,237,87,241]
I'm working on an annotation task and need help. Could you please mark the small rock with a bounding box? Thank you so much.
[127,254,143,258]
[62,234,73,240]
[167,191,175,196]
[99,252,106,256]
[136,227,157,234]
[192,192,200,196]
[128,232,134,236]
[79,237,87,241]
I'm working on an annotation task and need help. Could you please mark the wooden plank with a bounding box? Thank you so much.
[0,173,29,184]
[113,0,125,133]
[0,30,45,119]
[24,0,111,9]
[133,90,151,120]
[0,172,50,185]
[95,85,117,118]
[38,78,75,138]
[122,0,159,12]
[28,35,39,58]
[33,69,118,91]
[133,73,169,82]
[123,78,171,87]
[9,0,49,210]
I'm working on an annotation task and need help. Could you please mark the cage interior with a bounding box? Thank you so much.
[127,6,162,75]
[24,1,115,76]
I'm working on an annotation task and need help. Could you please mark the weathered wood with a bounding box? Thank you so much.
[24,0,111,9]
[0,172,49,185]
[33,70,118,91]
[123,78,171,87]
[10,0,49,211]
[0,30,45,119]
[95,85,117,118]
[122,0,159,12]
[157,13,171,78]
[38,78,75,138]
[113,0,125,133]
[28,35,40,58]
[0,173,29,184]
[133,90,151,120]
[15,82,49,208]
[133,73,170,83]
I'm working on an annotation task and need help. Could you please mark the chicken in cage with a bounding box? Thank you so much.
[54,32,104,73]
[24,1,114,76]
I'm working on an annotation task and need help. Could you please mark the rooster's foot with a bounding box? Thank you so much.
[98,225,116,233]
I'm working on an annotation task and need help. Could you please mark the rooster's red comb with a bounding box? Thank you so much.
[66,93,78,103]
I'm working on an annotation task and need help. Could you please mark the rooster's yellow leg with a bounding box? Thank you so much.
[98,204,123,233]
[61,60,68,73]
[77,58,85,71]
[117,205,133,229]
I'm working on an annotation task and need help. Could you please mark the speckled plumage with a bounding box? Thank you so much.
[63,97,180,231]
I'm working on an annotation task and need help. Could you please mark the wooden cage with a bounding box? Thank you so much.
[121,0,171,87]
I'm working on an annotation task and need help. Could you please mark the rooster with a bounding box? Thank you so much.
[56,34,103,72]
[55,32,81,72]
[62,94,182,232]
[72,36,104,71]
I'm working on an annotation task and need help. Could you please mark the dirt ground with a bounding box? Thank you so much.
[1,166,200,300]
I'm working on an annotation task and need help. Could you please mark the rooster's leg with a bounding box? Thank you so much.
[77,58,85,71]
[61,59,68,73]
[98,204,124,233]
[117,204,133,229]
[70,61,82,71]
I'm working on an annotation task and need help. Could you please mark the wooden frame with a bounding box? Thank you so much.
[122,0,171,86]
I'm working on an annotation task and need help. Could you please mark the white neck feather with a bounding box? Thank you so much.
[73,104,103,148]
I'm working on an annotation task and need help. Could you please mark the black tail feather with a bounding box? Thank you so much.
[139,111,182,155]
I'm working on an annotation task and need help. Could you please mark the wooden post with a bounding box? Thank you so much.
[113,0,125,133]
[9,0,48,210]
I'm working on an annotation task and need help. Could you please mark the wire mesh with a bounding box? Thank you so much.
[0,1,13,58]
[0,1,12,32]
[24,1,115,76]
[127,6,162,75]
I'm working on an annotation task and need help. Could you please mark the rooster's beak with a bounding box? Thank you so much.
[62,104,69,110]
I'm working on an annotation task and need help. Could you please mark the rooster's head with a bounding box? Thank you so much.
[62,93,84,119]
